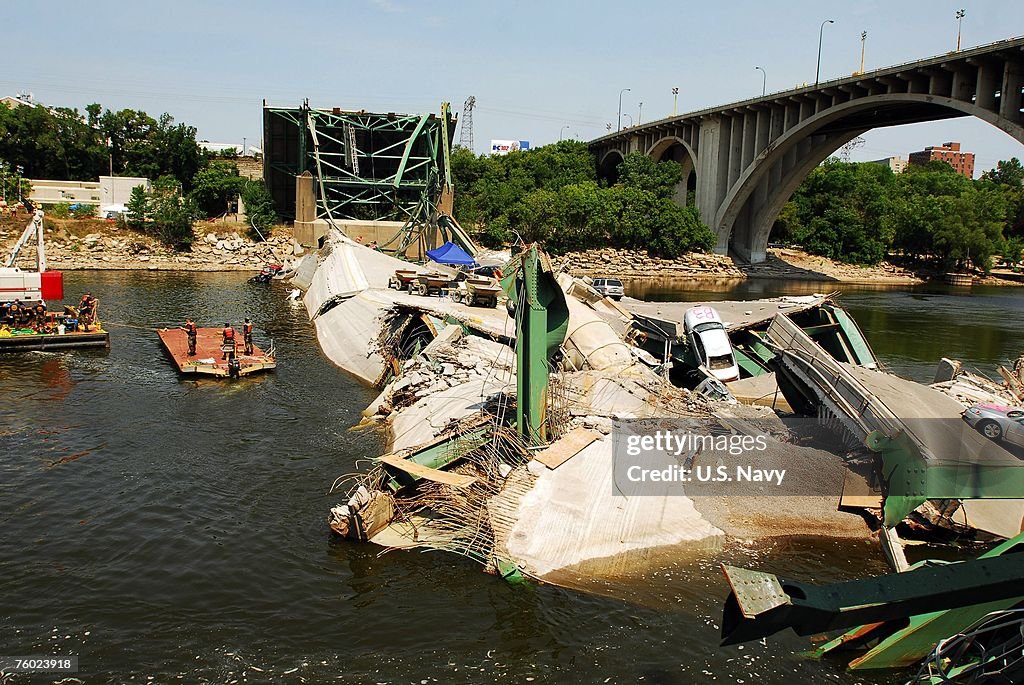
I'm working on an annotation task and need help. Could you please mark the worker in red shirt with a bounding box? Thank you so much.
[242,318,254,355]
[221,323,236,359]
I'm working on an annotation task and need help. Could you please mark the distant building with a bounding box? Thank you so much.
[868,156,908,174]
[0,95,37,109]
[28,176,150,209]
[908,141,975,178]
[198,141,260,157]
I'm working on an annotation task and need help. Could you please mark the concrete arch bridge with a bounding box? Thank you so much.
[589,37,1024,262]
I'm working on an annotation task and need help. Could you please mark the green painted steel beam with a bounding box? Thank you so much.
[824,304,878,367]
[720,531,1024,648]
[378,424,491,492]
[394,112,431,189]
[500,245,569,446]
[734,349,768,377]
[866,430,1024,527]
[814,533,1024,670]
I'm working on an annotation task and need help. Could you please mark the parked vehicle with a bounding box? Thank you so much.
[592,278,624,300]
[683,305,740,383]
[962,403,1024,447]
[470,264,503,279]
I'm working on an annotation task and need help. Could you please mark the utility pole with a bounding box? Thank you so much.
[859,31,867,74]
[955,9,965,52]
[672,87,679,116]
[458,96,476,150]
[16,165,23,202]
[638,102,643,125]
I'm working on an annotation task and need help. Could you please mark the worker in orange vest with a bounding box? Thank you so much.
[221,323,236,359]
[242,318,254,355]
[180,318,198,356]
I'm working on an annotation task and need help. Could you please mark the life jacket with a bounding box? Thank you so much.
[243,322,253,336]
[185,322,197,335]
[223,327,235,340]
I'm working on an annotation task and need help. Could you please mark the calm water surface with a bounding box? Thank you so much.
[4,271,1012,684]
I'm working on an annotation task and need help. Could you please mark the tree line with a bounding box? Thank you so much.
[773,157,1024,271]
[451,141,715,258]
[0,101,275,247]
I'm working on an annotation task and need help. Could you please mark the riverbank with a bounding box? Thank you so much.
[556,245,1024,286]
[554,246,923,283]
[0,216,292,272]
[5,215,1021,286]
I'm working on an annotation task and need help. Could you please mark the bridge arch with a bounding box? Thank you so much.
[596,149,626,185]
[716,93,1024,262]
[647,136,697,205]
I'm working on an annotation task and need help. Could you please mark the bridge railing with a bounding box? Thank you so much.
[590,34,1024,145]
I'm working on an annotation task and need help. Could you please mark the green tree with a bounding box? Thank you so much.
[188,161,244,217]
[618,152,683,199]
[980,157,1024,238]
[145,176,200,248]
[124,185,150,231]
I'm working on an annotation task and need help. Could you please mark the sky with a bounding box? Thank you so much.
[5,0,1024,176]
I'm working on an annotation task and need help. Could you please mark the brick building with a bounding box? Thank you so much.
[908,141,975,178]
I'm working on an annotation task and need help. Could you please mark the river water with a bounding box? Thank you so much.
[1,270,1018,684]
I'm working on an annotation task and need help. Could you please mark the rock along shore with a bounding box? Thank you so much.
[0,217,293,272]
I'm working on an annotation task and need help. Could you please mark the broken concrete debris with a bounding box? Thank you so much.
[286,228,1023,591]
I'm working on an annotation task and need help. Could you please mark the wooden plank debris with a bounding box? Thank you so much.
[378,453,478,487]
[534,427,602,469]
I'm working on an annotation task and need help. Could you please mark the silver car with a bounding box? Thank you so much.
[962,404,1024,447]
[592,278,624,300]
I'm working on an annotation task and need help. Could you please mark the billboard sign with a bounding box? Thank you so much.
[490,139,531,155]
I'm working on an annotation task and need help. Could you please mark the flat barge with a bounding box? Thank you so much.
[0,327,110,352]
[157,328,276,378]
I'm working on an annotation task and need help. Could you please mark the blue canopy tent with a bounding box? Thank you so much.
[425,241,477,266]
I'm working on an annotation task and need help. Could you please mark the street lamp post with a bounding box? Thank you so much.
[617,88,631,132]
[16,165,24,203]
[622,113,633,128]
[859,31,867,74]
[559,125,570,141]
[956,9,965,52]
[672,87,679,116]
[815,19,835,86]
[638,102,643,125]
[755,66,766,96]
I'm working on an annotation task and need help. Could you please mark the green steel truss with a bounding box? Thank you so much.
[263,101,454,225]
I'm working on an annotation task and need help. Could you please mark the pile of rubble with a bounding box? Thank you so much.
[363,327,515,422]
[553,248,744,279]
[931,355,1024,407]
[38,227,294,271]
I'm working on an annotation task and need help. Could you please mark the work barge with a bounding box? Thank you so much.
[157,328,276,378]
[284,226,1024,678]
